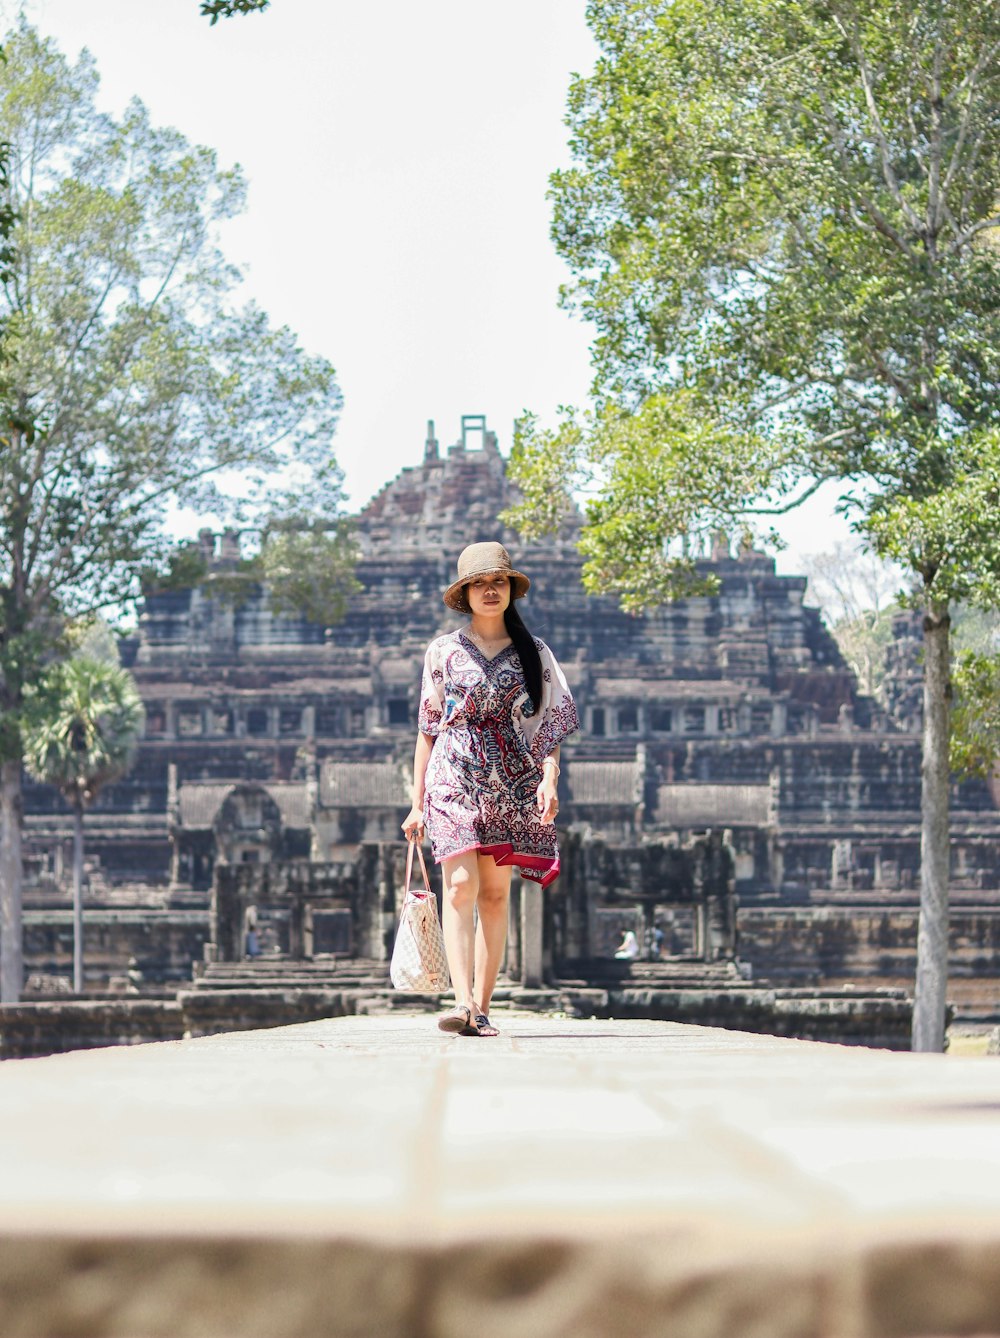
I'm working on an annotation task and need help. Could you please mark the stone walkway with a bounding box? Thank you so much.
[2,1013,1000,1337]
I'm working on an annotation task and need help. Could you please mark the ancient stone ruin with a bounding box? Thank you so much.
[13,415,1000,1053]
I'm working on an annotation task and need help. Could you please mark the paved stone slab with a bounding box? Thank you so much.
[2,1014,1000,1336]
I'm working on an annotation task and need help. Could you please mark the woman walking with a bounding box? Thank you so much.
[401,542,578,1037]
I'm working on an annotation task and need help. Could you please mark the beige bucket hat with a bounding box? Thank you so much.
[443,541,530,612]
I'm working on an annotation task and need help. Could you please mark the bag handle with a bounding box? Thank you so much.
[404,836,433,897]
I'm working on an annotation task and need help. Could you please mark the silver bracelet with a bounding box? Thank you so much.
[542,758,561,776]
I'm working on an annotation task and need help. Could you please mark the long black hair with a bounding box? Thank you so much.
[504,602,543,714]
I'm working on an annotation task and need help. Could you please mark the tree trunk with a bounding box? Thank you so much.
[912,602,951,1052]
[0,758,24,1003]
[72,801,84,995]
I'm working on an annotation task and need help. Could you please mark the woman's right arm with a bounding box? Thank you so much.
[402,731,435,840]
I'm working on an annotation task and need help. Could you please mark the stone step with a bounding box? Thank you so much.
[3,1013,999,1337]
[200,958,385,976]
[191,978,390,992]
[557,957,745,986]
[194,959,389,990]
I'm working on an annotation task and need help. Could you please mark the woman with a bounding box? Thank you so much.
[401,541,578,1037]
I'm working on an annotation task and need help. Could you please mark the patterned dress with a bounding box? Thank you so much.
[418,631,579,887]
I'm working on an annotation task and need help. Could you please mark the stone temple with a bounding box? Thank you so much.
[16,415,1000,1044]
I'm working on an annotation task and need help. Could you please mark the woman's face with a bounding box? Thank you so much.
[466,573,511,618]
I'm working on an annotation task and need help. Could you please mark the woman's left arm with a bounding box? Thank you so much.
[536,746,561,824]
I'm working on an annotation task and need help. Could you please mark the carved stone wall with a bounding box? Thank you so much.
[16,417,1000,1017]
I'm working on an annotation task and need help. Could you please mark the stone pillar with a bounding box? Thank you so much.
[520,883,544,988]
[507,879,522,980]
[690,837,708,959]
[167,764,181,888]
[304,744,320,861]
[633,744,647,833]
[379,843,402,962]
[424,420,439,461]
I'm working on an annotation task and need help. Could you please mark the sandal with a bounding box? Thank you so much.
[473,1013,499,1038]
[438,1004,473,1034]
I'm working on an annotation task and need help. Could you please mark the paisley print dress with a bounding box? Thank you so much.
[418,631,579,887]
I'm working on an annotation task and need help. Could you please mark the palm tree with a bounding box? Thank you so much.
[23,658,144,993]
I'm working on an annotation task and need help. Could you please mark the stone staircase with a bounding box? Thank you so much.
[550,954,912,1049]
[555,956,747,989]
[191,958,390,991]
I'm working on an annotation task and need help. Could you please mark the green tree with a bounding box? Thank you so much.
[0,22,349,1002]
[23,657,143,994]
[0,76,12,291]
[801,544,905,700]
[507,0,1000,1050]
[949,603,1000,781]
[201,1,270,21]
[951,652,1000,781]
[255,514,360,627]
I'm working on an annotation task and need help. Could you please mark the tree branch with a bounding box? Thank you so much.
[940,57,993,205]
[956,130,989,237]
[950,212,1000,253]
[743,471,842,516]
[813,92,922,262]
[927,25,944,245]
[831,8,924,235]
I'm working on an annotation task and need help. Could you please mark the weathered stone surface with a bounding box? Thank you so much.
[0,999,185,1057]
[2,1014,1000,1337]
[0,967,909,1058]
[14,420,1000,1026]
[22,908,210,990]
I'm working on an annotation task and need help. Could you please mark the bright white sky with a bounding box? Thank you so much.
[11,0,851,575]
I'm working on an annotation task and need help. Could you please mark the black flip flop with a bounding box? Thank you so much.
[438,1004,473,1034]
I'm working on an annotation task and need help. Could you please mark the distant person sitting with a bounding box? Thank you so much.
[614,928,640,960]
[649,925,665,960]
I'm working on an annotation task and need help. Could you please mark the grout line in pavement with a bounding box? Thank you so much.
[404,1053,449,1225]
[642,1083,851,1222]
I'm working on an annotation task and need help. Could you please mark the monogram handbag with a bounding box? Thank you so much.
[390,838,450,992]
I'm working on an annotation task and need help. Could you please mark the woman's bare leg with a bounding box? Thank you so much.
[441,852,479,1011]
[473,855,513,1017]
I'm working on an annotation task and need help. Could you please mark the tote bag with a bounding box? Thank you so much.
[390,838,450,992]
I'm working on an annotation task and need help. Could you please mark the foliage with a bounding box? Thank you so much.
[0,45,13,287]
[509,0,1000,1050]
[828,605,900,702]
[800,543,1000,713]
[0,20,351,1000]
[250,463,362,625]
[139,542,210,597]
[952,606,1000,658]
[22,657,143,808]
[63,617,123,667]
[201,0,270,22]
[136,463,362,626]
[800,544,906,697]
[506,393,804,610]
[509,0,1000,607]
[951,652,1000,778]
[801,545,907,629]
[257,521,360,628]
[0,19,349,755]
[862,430,1000,606]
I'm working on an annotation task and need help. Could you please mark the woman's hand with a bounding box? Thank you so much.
[536,772,559,825]
[401,805,425,841]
